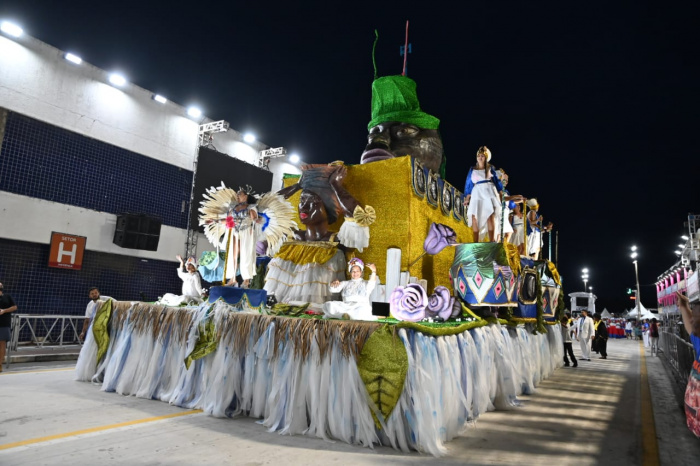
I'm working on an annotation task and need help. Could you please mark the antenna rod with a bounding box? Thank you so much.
[402,20,409,76]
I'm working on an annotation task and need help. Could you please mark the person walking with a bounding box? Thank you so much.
[79,287,104,341]
[0,282,18,372]
[649,318,660,356]
[560,316,578,367]
[625,320,633,339]
[593,314,608,359]
[576,308,594,361]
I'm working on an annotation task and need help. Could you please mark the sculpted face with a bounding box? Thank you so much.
[361,121,443,173]
[298,191,328,227]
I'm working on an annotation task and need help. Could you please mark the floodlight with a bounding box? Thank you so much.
[581,268,589,274]
[631,245,637,252]
[187,107,202,118]
[678,244,685,249]
[675,250,682,255]
[0,21,23,38]
[289,154,300,163]
[108,73,126,87]
[64,53,82,65]
[682,235,689,240]
[630,252,638,259]
[243,133,256,143]
[152,94,167,104]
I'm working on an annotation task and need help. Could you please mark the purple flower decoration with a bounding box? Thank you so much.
[423,223,457,255]
[426,286,455,320]
[390,283,428,322]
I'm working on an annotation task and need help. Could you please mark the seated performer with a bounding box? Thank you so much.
[323,258,378,321]
[175,255,203,298]
[463,146,503,242]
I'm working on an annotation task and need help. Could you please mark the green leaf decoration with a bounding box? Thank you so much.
[184,319,218,370]
[357,325,408,429]
[93,299,113,363]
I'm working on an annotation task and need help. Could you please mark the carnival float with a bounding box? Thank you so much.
[75,29,566,456]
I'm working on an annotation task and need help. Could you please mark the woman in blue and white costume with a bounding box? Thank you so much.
[463,146,503,242]
[526,198,553,259]
[323,258,378,321]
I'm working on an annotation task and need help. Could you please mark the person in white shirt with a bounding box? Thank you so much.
[80,287,103,340]
[576,308,595,360]
[176,255,203,298]
[625,320,634,339]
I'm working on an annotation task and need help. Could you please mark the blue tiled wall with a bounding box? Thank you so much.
[0,238,216,342]
[0,111,193,228]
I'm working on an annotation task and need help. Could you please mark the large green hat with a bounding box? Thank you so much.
[368,75,440,131]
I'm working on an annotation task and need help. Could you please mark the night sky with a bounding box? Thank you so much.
[2,1,698,312]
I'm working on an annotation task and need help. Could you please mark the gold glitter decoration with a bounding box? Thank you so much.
[282,157,475,291]
[275,242,340,265]
[503,242,522,276]
[357,325,408,429]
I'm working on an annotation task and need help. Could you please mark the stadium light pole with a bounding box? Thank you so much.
[631,246,641,319]
[581,268,589,292]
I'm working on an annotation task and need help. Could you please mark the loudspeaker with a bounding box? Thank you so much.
[113,214,161,251]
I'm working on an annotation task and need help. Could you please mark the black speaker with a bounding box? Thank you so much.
[113,214,161,251]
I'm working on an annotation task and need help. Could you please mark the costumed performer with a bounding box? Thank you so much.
[265,162,376,304]
[510,202,526,255]
[199,183,297,287]
[175,255,203,298]
[676,290,700,437]
[323,258,378,321]
[495,170,524,243]
[525,198,553,259]
[463,146,503,242]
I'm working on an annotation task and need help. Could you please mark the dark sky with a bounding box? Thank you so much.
[2,1,698,312]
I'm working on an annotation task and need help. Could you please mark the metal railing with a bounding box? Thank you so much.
[660,330,696,381]
[8,313,84,351]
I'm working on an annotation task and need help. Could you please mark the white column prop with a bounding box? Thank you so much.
[400,272,410,286]
[385,248,402,303]
[418,279,428,290]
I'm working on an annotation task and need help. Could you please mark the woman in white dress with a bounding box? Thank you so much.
[323,258,378,321]
[176,255,203,298]
[463,146,503,242]
[495,170,525,243]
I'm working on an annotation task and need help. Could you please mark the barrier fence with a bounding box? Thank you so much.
[8,313,84,351]
[660,329,696,382]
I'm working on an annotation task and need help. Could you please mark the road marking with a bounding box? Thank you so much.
[0,367,74,375]
[640,340,660,466]
[0,409,202,451]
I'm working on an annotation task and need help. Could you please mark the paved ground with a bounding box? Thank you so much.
[1,338,698,465]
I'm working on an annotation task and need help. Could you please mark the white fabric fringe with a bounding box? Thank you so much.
[75,302,565,457]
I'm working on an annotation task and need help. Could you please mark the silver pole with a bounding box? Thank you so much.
[634,260,641,318]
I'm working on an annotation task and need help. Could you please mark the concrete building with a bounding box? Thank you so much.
[0,27,299,321]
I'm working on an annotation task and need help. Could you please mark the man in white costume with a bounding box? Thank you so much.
[576,308,594,361]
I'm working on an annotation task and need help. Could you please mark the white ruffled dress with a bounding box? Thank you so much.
[323,276,378,321]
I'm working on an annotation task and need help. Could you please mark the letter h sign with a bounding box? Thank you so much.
[48,232,86,270]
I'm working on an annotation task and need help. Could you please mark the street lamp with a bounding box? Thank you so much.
[581,268,589,292]
[630,246,641,319]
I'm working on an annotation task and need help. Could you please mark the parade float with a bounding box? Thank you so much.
[75,31,566,457]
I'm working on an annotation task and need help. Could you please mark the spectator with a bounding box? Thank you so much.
[625,320,633,339]
[649,318,660,356]
[676,291,700,438]
[560,315,577,367]
[0,282,18,372]
[593,314,608,359]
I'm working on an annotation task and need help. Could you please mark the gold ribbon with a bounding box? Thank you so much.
[353,205,377,226]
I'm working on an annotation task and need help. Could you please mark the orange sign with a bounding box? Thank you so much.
[48,232,86,270]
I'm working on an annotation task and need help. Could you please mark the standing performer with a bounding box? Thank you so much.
[199,184,297,288]
[496,170,524,243]
[576,309,594,361]
[526,198,553,259]
[593,314,608,359]
[560,315,578,367]
[463,146,503,243]
[323,258,378,321]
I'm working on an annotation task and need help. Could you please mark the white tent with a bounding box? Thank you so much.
[601,308,612,319]
[627,301,655,320]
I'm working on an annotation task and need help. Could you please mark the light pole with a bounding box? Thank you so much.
[631,246,641,319]
[581,268,589,292]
